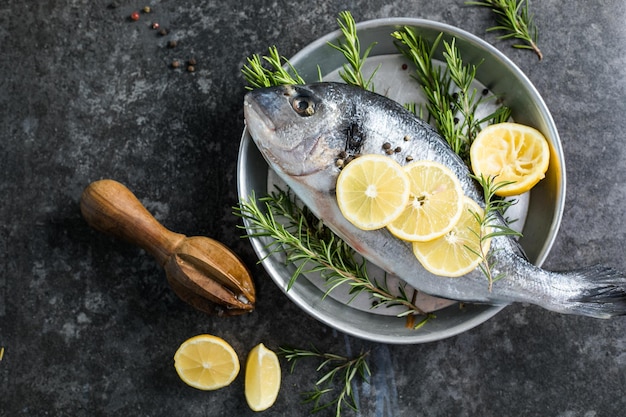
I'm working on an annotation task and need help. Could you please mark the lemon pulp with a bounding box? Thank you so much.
[470,122,550,197]
[245,343,281,411]
[412,197,491,277]
[173,334,240,391]
[387,160,464,242]
[336,154,410,230]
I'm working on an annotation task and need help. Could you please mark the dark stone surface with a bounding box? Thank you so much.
[1,1,625,416]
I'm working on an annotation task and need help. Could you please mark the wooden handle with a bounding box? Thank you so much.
[80,179,185,265]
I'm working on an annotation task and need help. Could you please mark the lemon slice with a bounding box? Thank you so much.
[412,197,491,277]
[245,343,281,411]
[387,160,464,242]
[470,122,550,197]
[173,334,240,390]
[336,154,410,230]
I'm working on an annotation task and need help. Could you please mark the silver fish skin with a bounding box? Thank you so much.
[243,82,626,319]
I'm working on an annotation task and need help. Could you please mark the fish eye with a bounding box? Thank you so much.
[291,94,316,117]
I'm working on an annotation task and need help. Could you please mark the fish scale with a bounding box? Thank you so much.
[243,82,626,319]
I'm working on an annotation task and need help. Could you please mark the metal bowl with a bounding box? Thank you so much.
[237,18,566,343]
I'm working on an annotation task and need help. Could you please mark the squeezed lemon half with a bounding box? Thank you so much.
[336,154,410,230]
[387,160,464,242]
[173,334,240,391]
[412,196,491,277]
[244,343,281,411]
[470,122,550,196]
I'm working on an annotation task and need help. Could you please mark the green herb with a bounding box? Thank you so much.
[467,0,542,60]
[467,174,522,290]
[327,11,379,91]
[279,346,370,417]
[234,190,434,327]
[242,45,307,89]
[392,27,512,163]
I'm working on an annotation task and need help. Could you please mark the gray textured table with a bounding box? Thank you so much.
[1,1,625,416]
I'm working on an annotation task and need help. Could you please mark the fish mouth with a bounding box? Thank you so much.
[243,93,276,145]
[244,89,323,177]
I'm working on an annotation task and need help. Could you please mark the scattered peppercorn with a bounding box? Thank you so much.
[482,88,489,96]
[167,40,178,48]
[171,60,181,69]
[385,149,394,155]
[338,150,347,159]
[143,6,152,13]
[158,28,169,36]
[151,22,160,30]
[187,65,195,73]
[401,63,408,70]
[403,135,411,141]
[188,58,197,66]
[335,159,344,168]
[406,155,414,162]
[382,142,391,150]
[130,11,140,21]
[394,146,402,153]
[453,117,459,124]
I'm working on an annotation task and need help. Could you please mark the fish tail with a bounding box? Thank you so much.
[560,265,626,318]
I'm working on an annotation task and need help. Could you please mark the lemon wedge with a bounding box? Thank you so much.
[245,343,281,411]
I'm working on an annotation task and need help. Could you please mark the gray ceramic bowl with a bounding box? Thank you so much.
[237,18,566,343]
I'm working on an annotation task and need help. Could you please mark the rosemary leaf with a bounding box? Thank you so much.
[234,190,429,320]
[467,0,543,60]
[242,45,306,90]
[392,26,513,165]
[327,11,379,91]
[467,174,523,289]
[279,346,370,417]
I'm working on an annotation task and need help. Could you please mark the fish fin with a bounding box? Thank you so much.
[563,265,626,318]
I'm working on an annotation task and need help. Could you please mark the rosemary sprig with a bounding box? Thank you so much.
[392,26,512,164]
[327,11,379,91]
[279,346,370,417]
[242,45,306,89]
[467,174,522,290]
[234,190,433,327]
[467,0,543,60]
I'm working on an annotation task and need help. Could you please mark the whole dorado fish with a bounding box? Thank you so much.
[243,82,626,319]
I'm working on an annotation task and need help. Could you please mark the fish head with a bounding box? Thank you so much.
[244,83,348,178]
